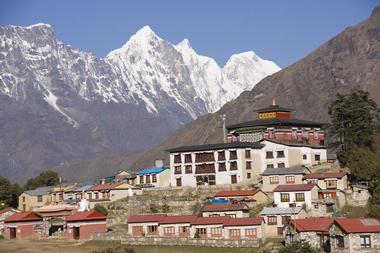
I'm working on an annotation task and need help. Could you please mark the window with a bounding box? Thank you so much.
[185,165,192,174]
[267,164,274,169]
[227,214,236,218]
[218,151,225,161]
[282,216,291,225]
[246,161,252,170]
[184,154,192,163]
[277,162,285,168]
[281,193,290,202]
[148,225,158,234]
[313,131,318,139]
[303,154,307,160]
[245,228,257,238]
[295,193,305,202]
[229,150,237,160]
[230,161,238,170]
[266,151,274,159]
[326,180,337,189]
[286,176,295,184]
[292,129,297,139]
[229,229,241,237]
[139,175,144,184]
[360,235,371,248]
[94,192,99,199]
[163,226,175,235]
[174,154,182,163]
[336,236,345,248]
[146,175,151,183]
[152,174,157,183]
[269,176,279,184]
[174,166,182,174]
[315,154,321,161]
[88,193,92,200]
[247,173,251,179]
[176,177,182,187]
[277,150,285,158]
[23,196,25,202]
[37,195,43,202]
[180,226,189,234]
[218,162,226,172]
[245,150,251,158]
[268,216,277,225]
[197,228,207,236]
[196,152,215,162]
[210,227,222,236]
[59,193,63,201]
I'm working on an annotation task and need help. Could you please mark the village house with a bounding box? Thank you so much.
[86,182,142,208]
[285,217,334,252]
[18,186,54,212]
[135,167,171,188]
[3,212,44,239]
[0,207,20,234]
[49,184,80,205]
[260,206,307,237]
[115,170,137,185]
[303,172,348,191]
[330,218,380,253]
[261,167,308,192]
[127,214,265,241]
[201,203,250,218]
[213,189,269,206]
[273,183,319,210]
[65,210,110,240]
[226,100,326,146]
[72,184,94,202]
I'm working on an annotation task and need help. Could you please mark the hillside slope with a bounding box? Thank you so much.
[133,6,380,169]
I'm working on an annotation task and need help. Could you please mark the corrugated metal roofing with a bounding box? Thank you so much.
[73,184,94,192]
[335,218,380,233]
[304,172,346,179]
[66,210,109,222]
[127,214,167,223]
[136,167,167,175]
[260,207,303,215]
[262,167,306,176]
[274,183,317,192]
[291,217,334,232]
[201,203,248,212]
[24,186,54,196]
[4,212,42,223]
[224,217,263,226]
[214,189,261,197]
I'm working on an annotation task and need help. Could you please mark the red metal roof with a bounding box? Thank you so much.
[4,212,42,223]
[224,217,263,226]
[291,217,334,232]
[66,210,109,222]
[214,189,260,197]
[304,172,346,179]
[201,203,248,212]
[335,218,380,233]
[88,182,123,191]
[127,214,167,223]
[191,216,230,225]
[274,183,317,192]
[0,207,17,216]
[159,215,198,224]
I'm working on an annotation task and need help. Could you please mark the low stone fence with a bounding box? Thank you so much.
[92,232,263,248]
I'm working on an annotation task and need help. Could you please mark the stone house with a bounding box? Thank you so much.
[0,207,20,234]
[201,203,250,218]
[345,184,370,207]
[158,215,197,237]
[273,183,319,210]
[86,182,142,208]
[127,214,167,236]
[303,172,348,191]
[330,218,380,253]
[18,186,54,212]
[261,167,308,192]
[3,212,45,239]
[285,217,334,252]
[213,189,269,206]
[260,206,307,237]
[65,210,109,240]
[135,167,171,188]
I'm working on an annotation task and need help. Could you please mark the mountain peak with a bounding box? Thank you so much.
[133,25,158,39]
[26,23,52,29]
[177,38,191,48]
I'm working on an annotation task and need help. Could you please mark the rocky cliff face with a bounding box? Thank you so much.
[0,24,279,182]
[133,6,380,169]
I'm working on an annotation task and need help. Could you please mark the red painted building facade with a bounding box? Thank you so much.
[3,212,44,239]
[65,210,109,240]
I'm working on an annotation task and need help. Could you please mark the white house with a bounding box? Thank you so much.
[135,167,171,188]
[273,184,319,209]
[201,203,250,218]
[261,167,308,192]
[167,140,327,188]
[303,172,347,191]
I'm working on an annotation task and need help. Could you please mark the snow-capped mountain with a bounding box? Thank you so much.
[0,23,280,182]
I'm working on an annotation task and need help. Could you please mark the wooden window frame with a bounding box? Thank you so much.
[280,193,290,202]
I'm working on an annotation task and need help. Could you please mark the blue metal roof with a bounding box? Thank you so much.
[73,184,93,192]
[136,167,167,175]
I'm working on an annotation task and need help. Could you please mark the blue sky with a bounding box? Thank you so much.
[0,0,378,67]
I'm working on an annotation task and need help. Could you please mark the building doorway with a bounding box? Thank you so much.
[231,175,237,184]
[9,228,16,239]
[73,227,80,240]
[176,177,182,187]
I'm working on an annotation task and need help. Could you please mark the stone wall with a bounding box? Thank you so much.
[92,231,263,248]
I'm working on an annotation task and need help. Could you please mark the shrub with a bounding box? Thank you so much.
[279,240,317,253]
[91,246,135,253]
[94,204,109,215]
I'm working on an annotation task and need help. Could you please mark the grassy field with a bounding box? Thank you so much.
[0,239,280,253]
